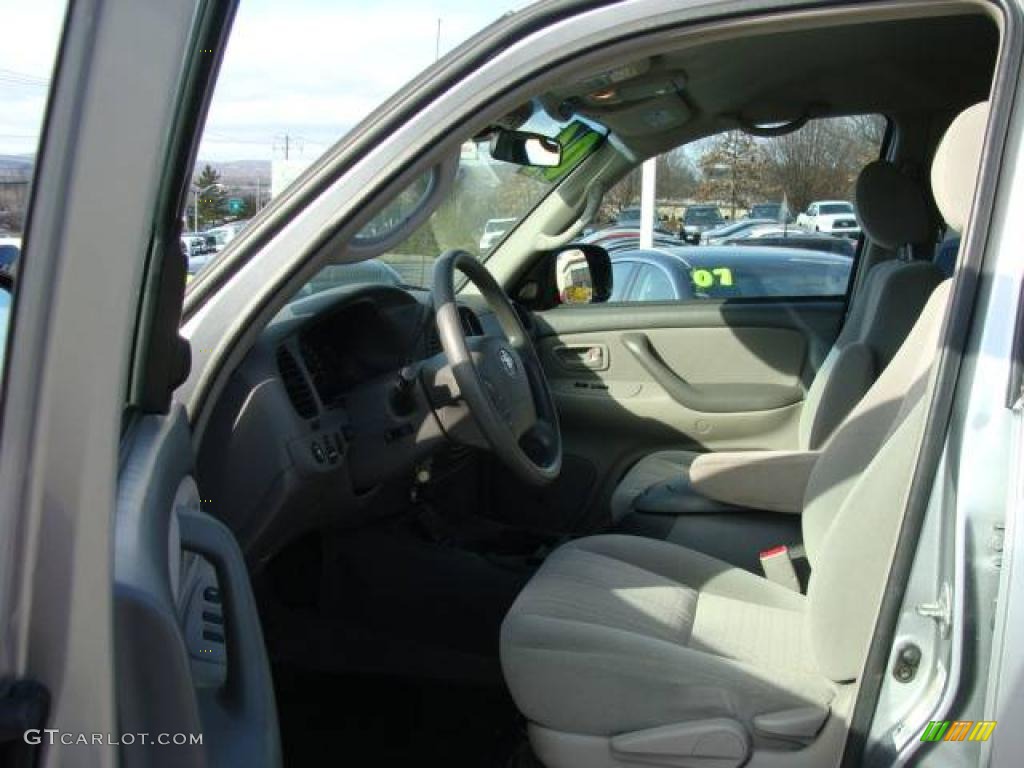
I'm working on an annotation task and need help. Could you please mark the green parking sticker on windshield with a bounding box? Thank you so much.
[692,267,734,289]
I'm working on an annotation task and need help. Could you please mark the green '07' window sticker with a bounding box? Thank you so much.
[691,267,734,288]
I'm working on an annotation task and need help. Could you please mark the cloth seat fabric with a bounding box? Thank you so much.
[500,534,834,750]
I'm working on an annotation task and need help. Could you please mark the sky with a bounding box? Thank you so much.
[0,0,527,162]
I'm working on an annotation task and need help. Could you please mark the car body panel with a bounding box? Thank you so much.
[608,244,852,301]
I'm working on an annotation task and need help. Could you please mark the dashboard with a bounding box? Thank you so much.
[196,283,493,569]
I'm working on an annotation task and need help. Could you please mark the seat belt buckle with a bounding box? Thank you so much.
[759,545,800,592]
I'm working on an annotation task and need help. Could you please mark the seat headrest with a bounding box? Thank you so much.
[931,101,990,233]
[855,161,930,249]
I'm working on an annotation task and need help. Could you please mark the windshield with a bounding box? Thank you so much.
[296,115,604,297]
[685,208,722,224]
[819,203,853,214]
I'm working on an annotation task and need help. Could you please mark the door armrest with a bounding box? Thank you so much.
[689,450,821,514]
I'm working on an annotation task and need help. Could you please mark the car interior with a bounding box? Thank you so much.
[122,3,1005,767]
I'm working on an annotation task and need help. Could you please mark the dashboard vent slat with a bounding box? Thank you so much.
[276,346,318,418]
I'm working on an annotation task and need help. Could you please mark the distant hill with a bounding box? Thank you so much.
[0,155,271,185]
[194,159,271,187]
[0,155,34,176]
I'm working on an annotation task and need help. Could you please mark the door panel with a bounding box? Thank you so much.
[117,407,280,768]
[532,300,844,528]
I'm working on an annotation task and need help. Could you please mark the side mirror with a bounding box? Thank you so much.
[552,244,612,305]
[490,130,563,168]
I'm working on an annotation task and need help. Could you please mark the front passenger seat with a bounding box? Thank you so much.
[611,160,945,555]
[500,102,987,768]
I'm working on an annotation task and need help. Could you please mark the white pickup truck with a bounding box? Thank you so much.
[795,200,861,238]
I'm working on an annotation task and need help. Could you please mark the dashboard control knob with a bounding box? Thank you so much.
[311,440,326,464]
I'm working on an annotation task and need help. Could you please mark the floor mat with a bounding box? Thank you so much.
[274,665,526,767]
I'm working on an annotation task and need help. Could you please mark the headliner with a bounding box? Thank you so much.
[535,12,998,156]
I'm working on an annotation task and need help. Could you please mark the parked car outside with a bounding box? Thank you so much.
[608,245,852,302]
[576,226,681,253]
[795,200,861,237]
[747,202,793,222]
[701,218,774,245]
[204,219,251,252]
[724,224,856,256]
[679,204,725,243]
[479,217,518,250]
[0,236,20,276]
[614,205,670,231]
[181,233,216,258]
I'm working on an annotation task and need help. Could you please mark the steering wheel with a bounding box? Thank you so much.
[432,250,562,486]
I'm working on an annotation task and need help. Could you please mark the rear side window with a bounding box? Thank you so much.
[632,265,676,301]
[599,114,885,303]
[610,261,637,301]
[683,258,850,300]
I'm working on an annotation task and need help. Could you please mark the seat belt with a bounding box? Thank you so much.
[759,544,805,592]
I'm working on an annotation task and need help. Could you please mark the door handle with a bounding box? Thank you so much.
[553,344,609,371]
[620,332,802,412]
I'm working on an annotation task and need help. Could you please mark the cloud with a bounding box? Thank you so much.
[0,0,518,160]
[198,0,517,161]
[0,0,64,155]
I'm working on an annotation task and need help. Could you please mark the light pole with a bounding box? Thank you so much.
[191,183,222,233]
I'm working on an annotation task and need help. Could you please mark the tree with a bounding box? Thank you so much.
[696,132,771,218]
[193,165,226,230]
[760,116,885,212]
[600,151,697,224]
[656,148,699,202]
[602,167,642,221]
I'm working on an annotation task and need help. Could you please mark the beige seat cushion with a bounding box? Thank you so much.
[500,534,835,750]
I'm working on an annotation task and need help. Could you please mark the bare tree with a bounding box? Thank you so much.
[602,167,642,221]
[657,148,699,201]
[760,116,885,211]
[696,132,770,218]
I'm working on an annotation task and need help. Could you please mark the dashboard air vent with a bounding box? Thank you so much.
[276,346,318,418]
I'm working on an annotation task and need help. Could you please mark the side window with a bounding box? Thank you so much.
[610,261,637,301]
[632,265,676,302]
[0,1,67,370]
[599,115,886,303]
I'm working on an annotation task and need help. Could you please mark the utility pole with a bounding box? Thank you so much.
[640,157,657,249]
[274,133,299,161]
[435,18,442,61]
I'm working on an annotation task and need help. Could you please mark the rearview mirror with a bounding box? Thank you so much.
[490,130,563,168]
